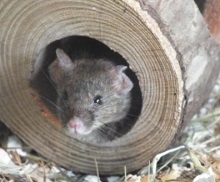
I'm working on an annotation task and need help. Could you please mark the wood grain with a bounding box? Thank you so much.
[0,0,219,175]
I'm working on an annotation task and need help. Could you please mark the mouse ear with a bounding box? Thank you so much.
[48,59,63,85]
[48,49,74,85]
[111,65,133,95]
[55,48,74,71]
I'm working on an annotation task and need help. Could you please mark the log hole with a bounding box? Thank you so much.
[30,35,142,141]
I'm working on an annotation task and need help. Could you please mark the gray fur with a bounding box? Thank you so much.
[48,49,133,143]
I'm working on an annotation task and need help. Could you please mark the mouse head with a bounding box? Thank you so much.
[48,48,133,137]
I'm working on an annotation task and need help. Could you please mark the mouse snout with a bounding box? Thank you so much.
[67,116,91,135]
[68,117,83,129]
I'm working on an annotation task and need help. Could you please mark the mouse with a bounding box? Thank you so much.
[48,48,133,143]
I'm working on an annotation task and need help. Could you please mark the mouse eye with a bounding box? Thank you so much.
[93,95,103,105]
[62,91,68,100]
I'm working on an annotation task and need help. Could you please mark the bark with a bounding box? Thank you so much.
[204,0,220,42]
[0,0,219,175]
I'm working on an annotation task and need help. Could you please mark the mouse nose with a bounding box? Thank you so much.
[69,117,82,129]
[69,122,78,129]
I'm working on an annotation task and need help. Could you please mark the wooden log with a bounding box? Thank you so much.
[204,0,220,42]
[0,0,219,175]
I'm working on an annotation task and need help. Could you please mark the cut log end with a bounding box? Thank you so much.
[0,0,219,175]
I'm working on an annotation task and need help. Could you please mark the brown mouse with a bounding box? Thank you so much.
[48,48,133,143]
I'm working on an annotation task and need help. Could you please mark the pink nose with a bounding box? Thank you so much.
[68,117,82,129]
[69,122,79,129]
[69,122,80,128]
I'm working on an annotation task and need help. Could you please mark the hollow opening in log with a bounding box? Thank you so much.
[30,35,142,142]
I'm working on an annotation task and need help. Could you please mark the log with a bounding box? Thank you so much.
[0,0,220,175]
[204,0,220,42]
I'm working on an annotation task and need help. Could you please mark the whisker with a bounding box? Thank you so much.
[98,124,124,137]
[38,95,63,112]
[41,69,56,88]
[41,69,67,107]
[96,128,117,138]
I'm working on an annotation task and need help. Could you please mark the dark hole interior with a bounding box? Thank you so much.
[194,0,206,13]
[30,36,142,141]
